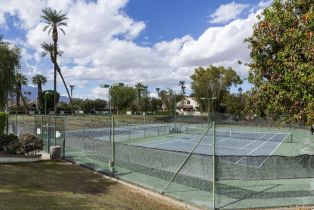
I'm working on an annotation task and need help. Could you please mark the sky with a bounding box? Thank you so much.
[0,0,272,100]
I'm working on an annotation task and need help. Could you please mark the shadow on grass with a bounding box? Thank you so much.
[0,160,116,195]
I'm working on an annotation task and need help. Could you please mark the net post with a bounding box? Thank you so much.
[212,121,216,210]
[290,132,293,143]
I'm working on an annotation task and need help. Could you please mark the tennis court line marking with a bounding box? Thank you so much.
[256,133,290,168]
[234,134,278,164]
[239,133,269,149]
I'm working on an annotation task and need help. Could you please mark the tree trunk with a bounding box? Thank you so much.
[56,64,74,114]
[16,85,20,108]
[37,83,42,111]
[53,27,58,114]
[17,86,28,113]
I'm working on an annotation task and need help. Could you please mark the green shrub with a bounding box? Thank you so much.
[19,133,43,154]
[0,133,18,151]
[0,112,7,135]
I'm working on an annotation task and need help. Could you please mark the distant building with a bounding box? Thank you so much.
[176,96,200,115]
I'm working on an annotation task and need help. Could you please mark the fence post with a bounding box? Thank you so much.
[5,113,9,135]
[212,121,216,210]
[111,117,115,175]
[47,115,50,153]
[63,116,66,159]
[83,115,86,150]
[54,116,56,146]
[15,113,17,135]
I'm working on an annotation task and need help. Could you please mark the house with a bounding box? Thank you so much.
[176,96,200,115]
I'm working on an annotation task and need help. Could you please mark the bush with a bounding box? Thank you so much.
[6,140,22,155]
[0,112,7,135]
[0,133,19,151]
[19,133,43,154]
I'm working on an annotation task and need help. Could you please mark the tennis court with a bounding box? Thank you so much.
[135,127,291,168]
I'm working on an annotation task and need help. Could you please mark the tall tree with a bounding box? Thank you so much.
[0,36,21,110]
[41,42,73,112]
[32,74,47,111]
[41,7,67,113]
[191,65,242,112]
[245,0,314,124]
[15,72,28,113]
[110,85,136,114]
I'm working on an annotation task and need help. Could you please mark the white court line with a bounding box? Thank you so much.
[256,133,290,168]
[235,134,278,164]
[239,133,268,149]
[142,133,204,147]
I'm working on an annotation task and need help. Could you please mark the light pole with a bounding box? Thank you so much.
[99,83,124,141]
[200,97,210,125]
[99,84,112,141]
[166,91,177,130]
[200,95,217,125]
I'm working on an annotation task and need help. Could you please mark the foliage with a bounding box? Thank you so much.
[80,99,107,114]
[19,133,43,154]
[0,133,19,154]
[41,8,68,113]
[32,74,47,110]
[15,72,28,112]
[0,134,16,150]
[0,112,6,135]
[224,93,246,120]
[245,0,314,124]
[0,36,21,110]
[110,85,137,114]
[0,133,43,155]
[191,65,242,112]
[41,90,60,113]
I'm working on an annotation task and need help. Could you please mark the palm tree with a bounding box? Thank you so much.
[41,42,73,112]
[155,88,160,98]
[15,72,28,113]
[32,74,47,111]
[69,85,74,97]
[41,7,67,113]
[179,81,186,95]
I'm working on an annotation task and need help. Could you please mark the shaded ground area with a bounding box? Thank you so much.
[0,160,186,210]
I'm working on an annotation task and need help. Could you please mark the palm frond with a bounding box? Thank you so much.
[59,28,66,35]
[43,25,49,32]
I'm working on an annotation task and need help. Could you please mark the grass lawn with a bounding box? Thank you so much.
[0,160,186,210]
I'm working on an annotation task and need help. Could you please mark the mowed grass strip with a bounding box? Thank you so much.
[0,160,186,210]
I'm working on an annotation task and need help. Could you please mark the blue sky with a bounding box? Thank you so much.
[0,0,271,99]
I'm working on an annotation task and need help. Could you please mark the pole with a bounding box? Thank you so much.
[109,86,112,142]
[111,117,115,174]
[212,121,216,210]
[174,94,177,130]
[45,93,47,115]
[207,98,210,126]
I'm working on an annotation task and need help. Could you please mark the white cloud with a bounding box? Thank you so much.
[209,2,249,24]
[0,0,263,98]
